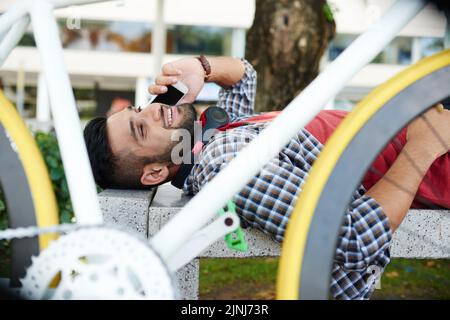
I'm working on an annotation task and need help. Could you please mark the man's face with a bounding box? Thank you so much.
[107,103,196,162]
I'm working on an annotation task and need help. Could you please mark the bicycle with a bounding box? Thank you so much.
[0,0,448,299]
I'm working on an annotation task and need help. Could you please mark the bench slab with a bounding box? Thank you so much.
[149,184,450,259]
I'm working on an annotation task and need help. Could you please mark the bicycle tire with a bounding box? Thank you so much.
[277,49,450,299]
[0,90,59,282]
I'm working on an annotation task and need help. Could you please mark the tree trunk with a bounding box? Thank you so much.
[246,0,336,112]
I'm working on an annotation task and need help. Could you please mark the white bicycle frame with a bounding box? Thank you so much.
[0,0,427,272]
[0,0,109,226]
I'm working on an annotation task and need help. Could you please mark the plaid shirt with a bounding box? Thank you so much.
[183,60,393,300]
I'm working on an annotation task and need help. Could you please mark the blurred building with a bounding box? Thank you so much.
[0,0,447,123]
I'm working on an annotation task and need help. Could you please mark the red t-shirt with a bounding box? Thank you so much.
[238,110,450,209]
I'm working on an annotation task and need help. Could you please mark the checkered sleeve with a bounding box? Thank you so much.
[187,128,313,242]
[216,59,257,121]
[335,190,393,271]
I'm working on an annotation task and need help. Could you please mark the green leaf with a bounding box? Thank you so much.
[0,199,5,212]
[45,155,58,168]
[32,131,74,223]
[323,2,334,23]
[60,210,72,224]
[50,167,64,181]
[61,180,69,195]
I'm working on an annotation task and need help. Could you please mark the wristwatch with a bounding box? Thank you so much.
[196,55,211,80]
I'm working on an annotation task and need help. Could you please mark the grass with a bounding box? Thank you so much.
[199,258,450,300]
[2,247,448,299]
[200,258,278,300]
[0,242,10,278]
[372,259,450,299]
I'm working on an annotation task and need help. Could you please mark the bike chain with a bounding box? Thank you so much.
[0,223,102,241]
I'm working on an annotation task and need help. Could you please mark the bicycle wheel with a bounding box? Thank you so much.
[0,90,59,284]
[277,49,450,299]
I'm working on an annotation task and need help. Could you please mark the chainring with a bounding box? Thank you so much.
[19,227,176,300]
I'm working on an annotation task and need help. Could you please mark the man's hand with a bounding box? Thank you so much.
[148,56,246,105]
[407,104,450,160]
[148,57,205,104]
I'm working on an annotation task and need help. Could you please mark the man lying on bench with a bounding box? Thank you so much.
[84,56,450,300]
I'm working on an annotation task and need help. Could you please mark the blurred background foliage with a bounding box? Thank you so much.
[34,131,74,224]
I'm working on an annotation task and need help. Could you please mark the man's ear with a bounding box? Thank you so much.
[140,163,170,186]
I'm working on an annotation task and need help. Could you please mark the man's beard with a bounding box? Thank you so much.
[155,103,197,164]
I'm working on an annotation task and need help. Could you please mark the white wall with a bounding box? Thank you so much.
[0,47,189,88]
[1,0,444,32]
[330,0,446,37]
[0,0,255,28]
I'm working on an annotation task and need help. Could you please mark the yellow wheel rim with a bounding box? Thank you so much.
[0,90,59,248]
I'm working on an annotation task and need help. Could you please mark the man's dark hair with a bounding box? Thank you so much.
[83,117,153,190]
[84,103,196,190]
[428,0,450,13]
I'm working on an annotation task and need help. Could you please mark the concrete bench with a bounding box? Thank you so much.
[99,184,450,300]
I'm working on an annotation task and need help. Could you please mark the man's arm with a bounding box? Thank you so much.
[366,106,450,231]
[206,56,245,88]
[365,143,435,230]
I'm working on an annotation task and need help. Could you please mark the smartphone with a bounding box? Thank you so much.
[151,81,188,106]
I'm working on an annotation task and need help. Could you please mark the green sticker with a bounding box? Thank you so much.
[218,201,248,252]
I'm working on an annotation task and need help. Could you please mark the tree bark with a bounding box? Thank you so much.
[246,0,336,112]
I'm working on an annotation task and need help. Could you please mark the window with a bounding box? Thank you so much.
[18,33,35,47]
[419,37,444,59]
[372,37,412,65]
[3,85,38,118]
[166,25,232,56]
[328,34,412,65]
[59,19,152,53]
[328,34,357,61]
[17,19,153,53]
[16,19,234,56]
[74,87,97,119]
